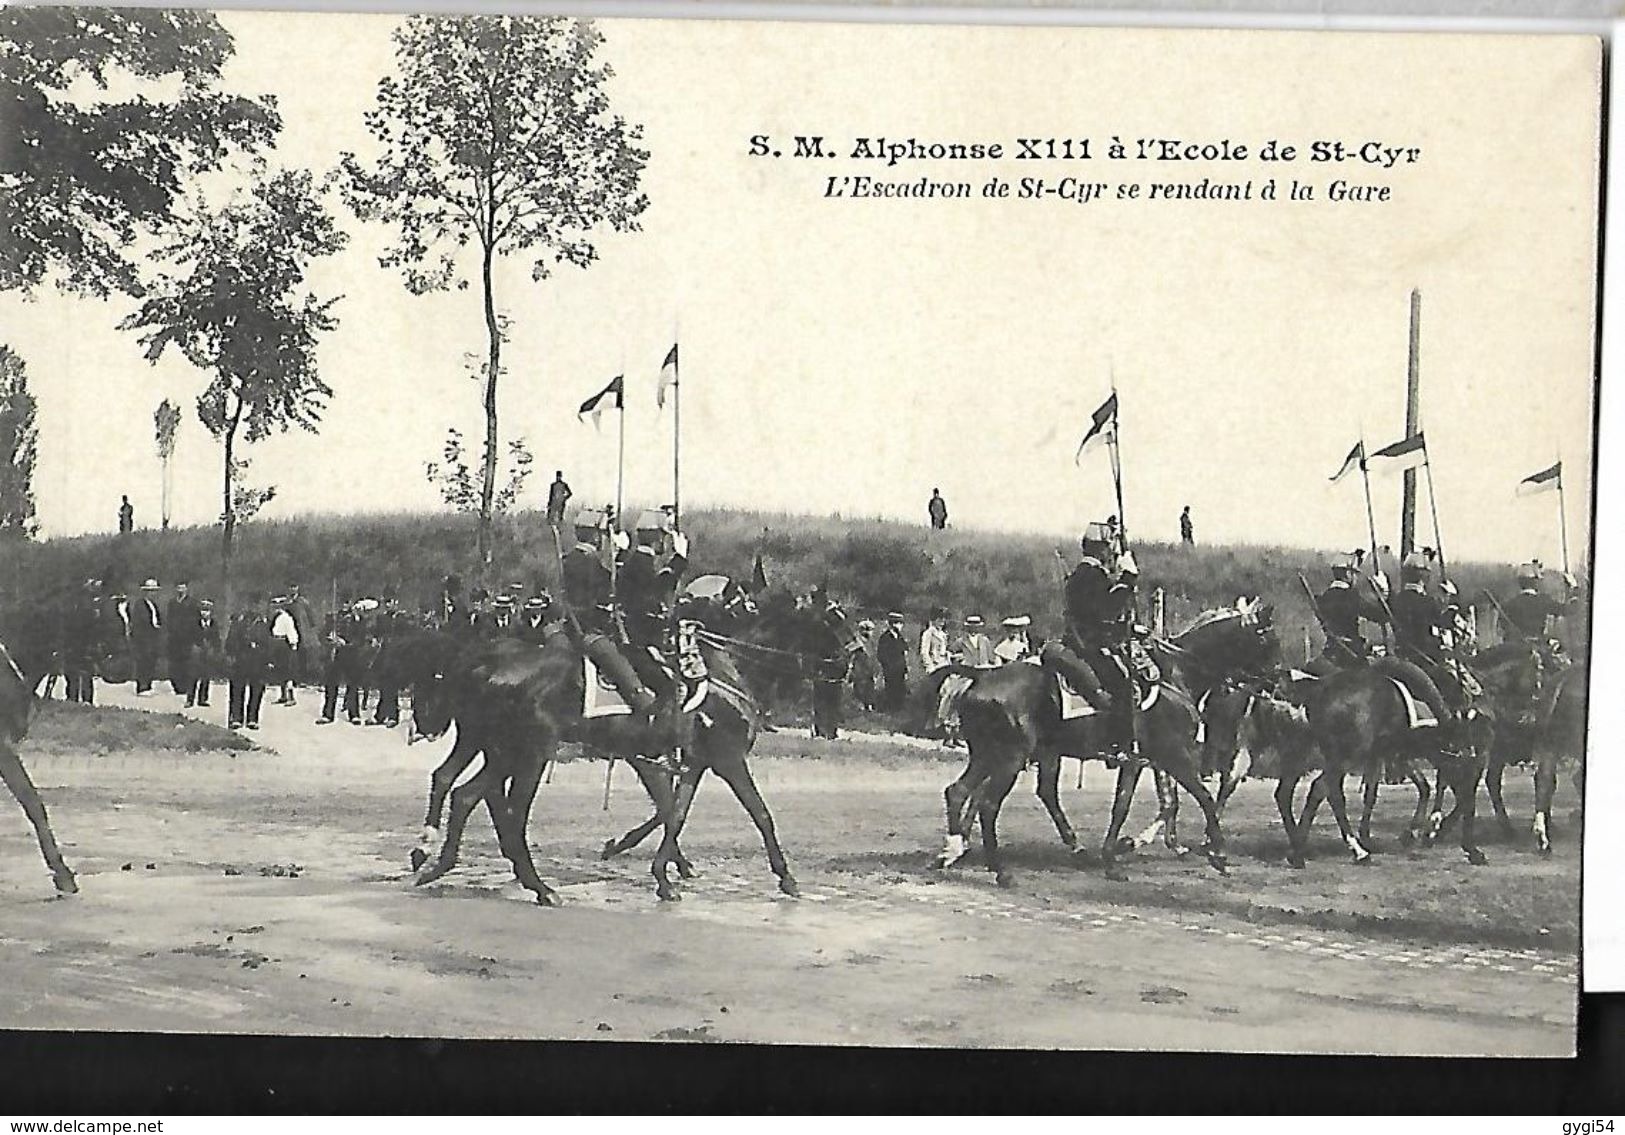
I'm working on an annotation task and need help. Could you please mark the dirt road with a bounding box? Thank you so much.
[0,686,1577,1054]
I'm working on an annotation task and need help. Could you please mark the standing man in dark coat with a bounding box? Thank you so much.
[1180,506,1194,547]
[876,612,909,711]
[545,471,573,529]
[927,488,948,531]
[127,579,163,695]
[285,584,318,684]
[225,599,272,730]
[317,606,364,725]
[63,578,104,704]
[368,598,403,727]
[165,581,202,697]
[117,495,134,534]
[191,599,220,708]
[810,598,850,740]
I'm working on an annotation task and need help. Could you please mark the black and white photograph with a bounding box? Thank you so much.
[0,6,1603,1061]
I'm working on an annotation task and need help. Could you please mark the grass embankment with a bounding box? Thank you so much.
[0,506,1525,660]
[22,700,254,757]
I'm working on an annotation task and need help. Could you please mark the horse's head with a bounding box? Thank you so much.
[1475,641,1545,723]
[1173,600,1280,681]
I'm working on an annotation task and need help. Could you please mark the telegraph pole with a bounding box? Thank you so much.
[1400,288,1422,557]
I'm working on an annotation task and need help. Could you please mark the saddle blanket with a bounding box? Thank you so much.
[1389,677,1438,730]
[583,655,634,719]
[1056,671,1159,721]
[582,655,707,719]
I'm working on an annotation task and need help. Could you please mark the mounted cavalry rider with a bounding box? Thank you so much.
[1041,521,1141,767]
[1309,553,1387,673]
[561,509,615,634]
[1389,551,1475,746]
[1501,562,1573,649]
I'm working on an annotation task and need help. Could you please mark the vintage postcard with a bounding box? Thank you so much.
[0,8,1600,1058]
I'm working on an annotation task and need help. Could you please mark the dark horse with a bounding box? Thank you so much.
[1231,658,1493,868]
[391,598,861,903]
[595,588,863,875]
[1466,642,1572,853]
[934,602,1279,886]
[0,627,78,895]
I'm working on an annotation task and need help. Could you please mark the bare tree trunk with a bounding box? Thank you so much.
[477,238,500,567]
[221,398,243,612]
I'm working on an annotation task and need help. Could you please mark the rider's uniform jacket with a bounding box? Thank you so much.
[1391,584,1446,663]
[1063,557,1117,647]
[617,544,689,645]
[563,542,612,617]
[1502,588,1565,642]
[1318,580,1363,642]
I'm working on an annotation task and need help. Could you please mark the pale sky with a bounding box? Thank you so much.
[1,14,1601,566]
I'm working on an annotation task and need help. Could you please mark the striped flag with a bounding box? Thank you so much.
[1517,461,1562,496]
[1329,441,1366,483]
[1074,392,1118,464]
[1367,432,1427,473]
[577,375,624,428]
[657,343,679,409]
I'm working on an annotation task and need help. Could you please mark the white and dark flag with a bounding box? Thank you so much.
[1329,441,1366,483]
[1074,391,1118,464]
[1367,432,1427,472]
[577,375,624,428]
[1517,461,1563,496]
[657,343,679,409]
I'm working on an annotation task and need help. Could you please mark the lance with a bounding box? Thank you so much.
[1356,436,1382,578]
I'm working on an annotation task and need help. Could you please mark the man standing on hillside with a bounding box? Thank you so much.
[546,471,573,528]
[1180,506,1194,547]
[117,495,134,534]
[927,488,948,531]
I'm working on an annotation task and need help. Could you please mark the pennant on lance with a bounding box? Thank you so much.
[1074,391,1118,464]
[1516,461,1562,496]
[577,375,624,429]
[1367,431,1427,473]
[657,343,679,409]
[1329,441,1366,483]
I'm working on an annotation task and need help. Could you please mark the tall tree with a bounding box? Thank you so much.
[119,166,346,594]
[154,398,181,530]
[0,7,279,298]
[342,15,649,564]
[0,345,39,541]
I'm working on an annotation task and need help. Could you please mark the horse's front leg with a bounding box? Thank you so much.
[1100,761,1142,881]
[0,742,76,895]
[1033,755,1077,851]
[413,731,475,872]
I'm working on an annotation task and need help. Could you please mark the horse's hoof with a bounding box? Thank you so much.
[1113,837,1137,856]
[995,872,1017,890]
[1170,844,1193,859]
[1286,855,1306,870]
[1538,843,1553,858]
[53,872,78,896]
[657,887,681,902]
[1399,830,1415,847]
[599,839,619,860]
[779,876,801,898]
[535,890,563,907]
[409,849,427,872]
[1206,854,1229,876]
[1466,848,1488,867]
[413,866,447,887]
[1103,864,1129,882]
